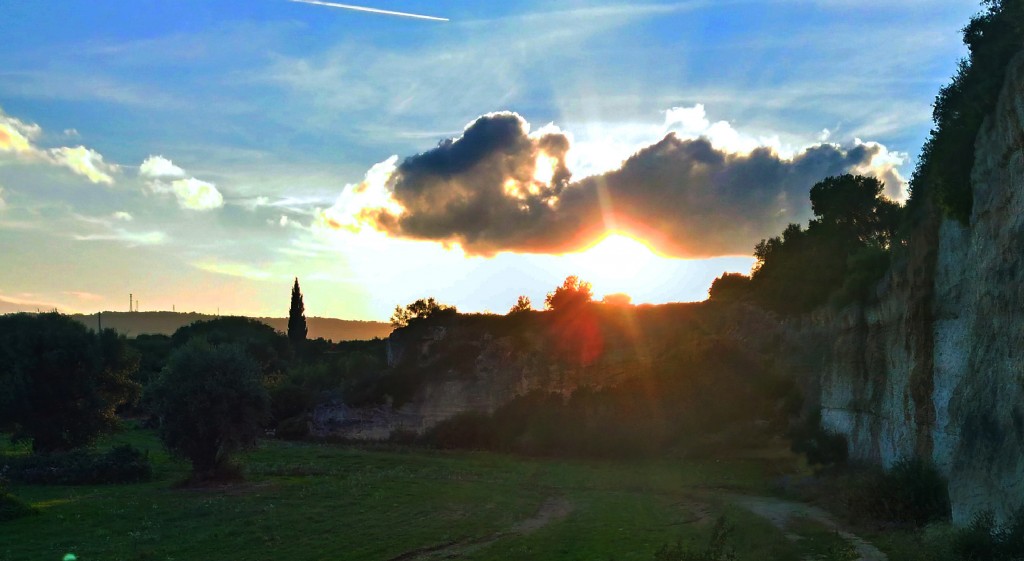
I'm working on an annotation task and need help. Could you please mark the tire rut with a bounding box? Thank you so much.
[386,497,572,561]
[732,495,887,561]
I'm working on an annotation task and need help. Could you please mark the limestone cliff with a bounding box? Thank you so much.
[819,50,1024,524]
[312,302,807,442]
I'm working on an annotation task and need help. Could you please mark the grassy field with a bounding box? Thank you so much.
[2,427,869,561]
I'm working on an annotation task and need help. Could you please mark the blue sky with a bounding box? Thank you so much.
[0,0,982,320]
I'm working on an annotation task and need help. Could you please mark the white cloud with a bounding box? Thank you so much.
[48,146,117,185]
[850,138,909,200]
[0,112,40,154]
[140,155,225,210]
[112,211,133,221]
[139,155,187,179]
[315,155,398,233]
[0,186,6,211]
[169,177,224,211]
[0,107,118,185]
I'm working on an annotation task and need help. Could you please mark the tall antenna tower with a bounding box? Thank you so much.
[129,293,133,312]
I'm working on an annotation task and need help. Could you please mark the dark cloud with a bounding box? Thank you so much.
[357,113,900,258]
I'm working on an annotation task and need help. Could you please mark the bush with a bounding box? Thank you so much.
[275,415,310,441]
[949,506,1024,560]
[846,457,950,528]
[425,412,495,450]
[788,413,848,467]
[268,383,315,426]
[2,444,152,485]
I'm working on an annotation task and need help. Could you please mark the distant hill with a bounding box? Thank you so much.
[68,311,392,341]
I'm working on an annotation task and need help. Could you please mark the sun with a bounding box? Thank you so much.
[568,232,659,294]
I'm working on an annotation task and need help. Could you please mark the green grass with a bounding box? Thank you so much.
[2,427,822,561]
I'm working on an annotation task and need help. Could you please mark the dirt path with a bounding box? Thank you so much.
[387,497,573,561]
[731,495,887,561]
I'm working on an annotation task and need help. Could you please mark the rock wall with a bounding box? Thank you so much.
[313,302,806,443]
[819,50,1024,524]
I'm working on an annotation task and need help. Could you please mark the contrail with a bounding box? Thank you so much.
[289,0,449,21]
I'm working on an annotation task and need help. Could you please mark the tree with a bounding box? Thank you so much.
[809,174,901,248]
[0,313,139,453]
[708,273,752,302]
[390,297,456,328]
[509,295,532,314]
[601,293,632,306]
[288,277,308,349]
[747,174,904,314]
[146,340,269,480]
[544,276,593,311]
[171,316,289,378]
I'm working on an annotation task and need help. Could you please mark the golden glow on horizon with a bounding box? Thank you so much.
[570,232,659,293]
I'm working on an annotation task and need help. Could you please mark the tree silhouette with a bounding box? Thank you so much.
[509,295,532,314]
[288,277,307,348]
[601,293,632,306]
[744,174,904,313]
[708,273,752,302]
[0,313,139,453]
[545,276,593,311]
[390,297,456,328]
[146,340,269,480]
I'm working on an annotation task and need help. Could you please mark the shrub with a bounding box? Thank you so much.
[2,445,152,485]
[425,412,495,450]
[788,413,848,467]
[846,457,950,527]
[275,415,310,441]
[949,506,1024,560]
[268,383,315,426]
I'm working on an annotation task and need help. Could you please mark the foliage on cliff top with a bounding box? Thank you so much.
[390,297,457,328]
[910,0,1024,223]
[711,174,900,314]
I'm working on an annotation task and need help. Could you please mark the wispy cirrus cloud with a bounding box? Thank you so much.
[193,259,276,281]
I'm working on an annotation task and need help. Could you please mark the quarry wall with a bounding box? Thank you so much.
[819,51,1024,524]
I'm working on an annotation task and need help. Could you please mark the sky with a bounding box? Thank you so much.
[0,0,983,320]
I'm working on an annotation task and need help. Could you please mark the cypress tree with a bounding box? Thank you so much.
[288,277,307,348]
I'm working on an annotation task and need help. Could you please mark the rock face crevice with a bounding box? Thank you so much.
[819,50,1024,525]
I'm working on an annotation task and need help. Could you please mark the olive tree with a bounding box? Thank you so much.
[146,340,269,480]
